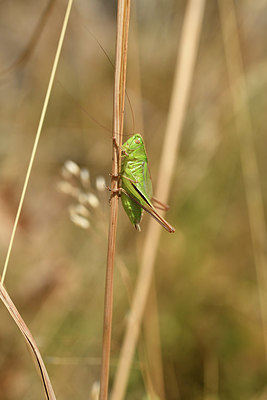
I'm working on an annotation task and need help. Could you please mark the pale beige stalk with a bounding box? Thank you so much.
[218,0,267,361]
[111,1,206,399]
[99,1,131,400]
[1,0,74,284]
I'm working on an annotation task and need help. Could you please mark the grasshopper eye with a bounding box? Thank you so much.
[135,138,140,144]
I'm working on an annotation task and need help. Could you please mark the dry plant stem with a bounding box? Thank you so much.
[111,1,206,399]
[99,1,131,400]
[218,0,267,362]
[0,280,56,400]
[1,0,74,284]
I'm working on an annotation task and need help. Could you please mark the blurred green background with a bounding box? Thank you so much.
[0,0,267,399]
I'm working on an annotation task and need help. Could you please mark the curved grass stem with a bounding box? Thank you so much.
[0,280,56,400]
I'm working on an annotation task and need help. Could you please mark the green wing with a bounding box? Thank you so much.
[142,160,153,200]
[122,160,152,206]
[121,162,144,230]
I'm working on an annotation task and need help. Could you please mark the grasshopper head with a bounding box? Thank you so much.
[123,133,144,153]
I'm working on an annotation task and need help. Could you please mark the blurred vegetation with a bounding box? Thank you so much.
[0,0,267,399]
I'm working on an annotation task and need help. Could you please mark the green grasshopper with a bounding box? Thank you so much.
[120,133,175,233]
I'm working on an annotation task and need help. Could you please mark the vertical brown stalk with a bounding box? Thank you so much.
[99,1,131,400]
[111,1,206,399]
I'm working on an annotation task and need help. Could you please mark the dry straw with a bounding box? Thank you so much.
[111,1,206,399]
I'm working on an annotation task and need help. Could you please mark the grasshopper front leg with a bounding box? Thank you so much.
[106,184,122,204]
[112,136,129,157]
